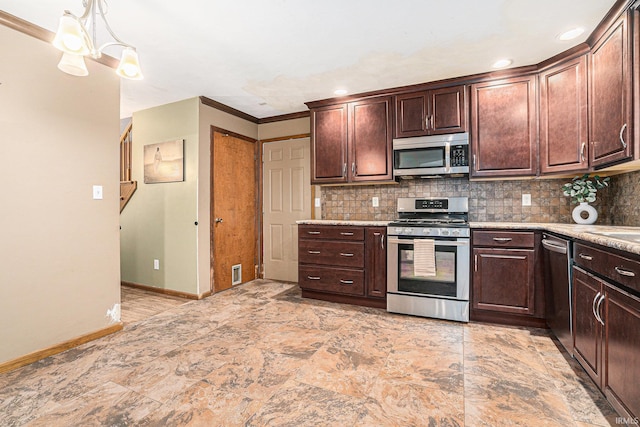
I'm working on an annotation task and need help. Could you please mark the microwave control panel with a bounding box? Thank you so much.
[450,145,468,167]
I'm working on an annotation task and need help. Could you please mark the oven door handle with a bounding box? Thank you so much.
[387,237,469,247]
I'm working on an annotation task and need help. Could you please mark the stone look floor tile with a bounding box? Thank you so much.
[0,280,622,426]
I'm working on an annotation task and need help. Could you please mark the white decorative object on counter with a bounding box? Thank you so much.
[572,202,598,225]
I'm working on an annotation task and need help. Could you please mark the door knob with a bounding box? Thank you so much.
[215,217,223,223]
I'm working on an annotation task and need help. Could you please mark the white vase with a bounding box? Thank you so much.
[572,202,598,225]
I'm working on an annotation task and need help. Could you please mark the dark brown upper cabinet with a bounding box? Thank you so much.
[589,13,633,167]
[470,75,538,178]
[394,85,467,138]
[539,55,589,175]
[310,96,392,184]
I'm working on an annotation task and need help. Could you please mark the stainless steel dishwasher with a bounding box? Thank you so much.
[542,233,572,355]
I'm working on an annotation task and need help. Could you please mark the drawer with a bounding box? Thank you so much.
[473,231,535,248]
[574,242,640,293]
[574,243,609,275]
[299,240,365,268]
[298,265,365,296]
[299,225,364,241]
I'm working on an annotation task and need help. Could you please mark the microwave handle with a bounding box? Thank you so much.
[387,237,469,247]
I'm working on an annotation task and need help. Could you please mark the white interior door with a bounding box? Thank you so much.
[263,138,311,282]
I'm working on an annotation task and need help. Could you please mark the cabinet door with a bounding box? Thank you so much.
[603,284,640,419]
[539,55,589,174]
[395,91,428,138]
[365,227,387,299]
[472,248,535,315]
[572,266,603,387]
[470,75,537,177]
[429,85,467,135]
[311,104,348,184]
[349,96,393,182]
[589,14,632,167]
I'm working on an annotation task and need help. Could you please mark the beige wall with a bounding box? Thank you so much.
[0,26,121,363]
[120,98,200,294]
[257,117,310,140]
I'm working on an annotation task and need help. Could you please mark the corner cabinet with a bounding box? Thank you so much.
[309,96,393,184]
[470,75,538,178]
[471,230,545,327]
[394,85,467,138]
[298,224,386,308]
[589,12,633,167]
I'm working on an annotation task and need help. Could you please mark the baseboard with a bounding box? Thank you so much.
[0,323,123,374]
[121,281,210,300]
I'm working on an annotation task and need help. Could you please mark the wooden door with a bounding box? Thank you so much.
[310,104,348,184]
[604,283,640,419]
[572,266,603,386]
[589,15,632,167]
[470,75,537,177]
[472,248,535,315]
[539,55,589,174]
[212,130,257,292]
[429,85,467,135]
[349,96,393,182]
[394,91,429,138]
[263,138,311,282]
[365,227,386,299]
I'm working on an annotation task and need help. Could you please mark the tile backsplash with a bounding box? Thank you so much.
[319,172,639,225]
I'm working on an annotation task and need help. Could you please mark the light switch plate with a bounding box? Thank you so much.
[372,197,379,207]
[93,185,103,200]
[153,259,160,270]
[314,197,321,207]
[522,194,531,206]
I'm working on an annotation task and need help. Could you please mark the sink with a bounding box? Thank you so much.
[589,231,640,243]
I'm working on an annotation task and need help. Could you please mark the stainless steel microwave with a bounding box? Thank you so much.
[393,133,469,178]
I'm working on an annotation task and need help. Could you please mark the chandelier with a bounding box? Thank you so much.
[52,0,143,80]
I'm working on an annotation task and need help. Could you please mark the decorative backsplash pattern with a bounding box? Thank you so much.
[320,173,631,225]
[609,169,640,226]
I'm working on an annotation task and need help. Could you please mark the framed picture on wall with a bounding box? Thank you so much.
[143,139,184,184]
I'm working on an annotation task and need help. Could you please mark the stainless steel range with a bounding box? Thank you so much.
[387,197,470,322]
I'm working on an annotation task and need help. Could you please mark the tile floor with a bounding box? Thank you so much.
[0,280,618,426]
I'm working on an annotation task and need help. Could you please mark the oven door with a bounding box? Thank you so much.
[387,236,469,301]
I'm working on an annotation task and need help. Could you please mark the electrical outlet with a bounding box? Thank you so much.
[522,194,532,206]
[372,197,379,207]
[153,259,160,270]
[314,197,321,207]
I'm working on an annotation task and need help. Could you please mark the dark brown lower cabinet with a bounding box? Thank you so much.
[470,230,544,327]
[573,265,640,420]
[298,225,386,308]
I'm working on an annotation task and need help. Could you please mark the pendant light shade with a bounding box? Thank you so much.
[116,48,143,80]
[52,13,90,56]
[51,0,142,80]
[57,52,89,76]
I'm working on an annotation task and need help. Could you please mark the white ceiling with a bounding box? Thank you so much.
[2,0,616,119]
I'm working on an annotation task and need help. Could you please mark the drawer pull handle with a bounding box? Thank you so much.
[307,231,321,235]
[307,276,321,280]
[307,250,321,254]
[614,266,635,277]
[492,237,512,242]
[340,232,354,236]
[340,253,354,257]
[340,280,354,285]
[579,253,593,261]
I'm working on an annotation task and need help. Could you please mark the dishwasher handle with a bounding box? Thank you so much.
[542,239,568,254]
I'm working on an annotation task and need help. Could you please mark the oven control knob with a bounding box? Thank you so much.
[440,229,450,236]
[452,229,460,236]
[394,227,403,234]
[404,228,413,235]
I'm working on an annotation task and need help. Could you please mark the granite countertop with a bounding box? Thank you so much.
[296,219,391,227]
[471,222,640,256]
